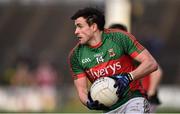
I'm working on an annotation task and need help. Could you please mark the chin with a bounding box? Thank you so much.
[79,40,87,45]
[79,42,86,45]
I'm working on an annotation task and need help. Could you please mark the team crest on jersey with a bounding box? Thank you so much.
[108,48,115,57]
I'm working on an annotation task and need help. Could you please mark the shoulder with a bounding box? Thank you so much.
[68,42,81,60]
[103,29,132,43]
[104,29,138,43]
[103,28,131,39]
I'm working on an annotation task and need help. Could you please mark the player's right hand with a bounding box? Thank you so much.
[86,91,109,110]
[111,73,133,98]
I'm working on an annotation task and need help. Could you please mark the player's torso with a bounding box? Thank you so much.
[78,33,135,82]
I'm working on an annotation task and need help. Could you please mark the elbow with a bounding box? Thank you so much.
[150,59,158,72]
[157,65,163,77]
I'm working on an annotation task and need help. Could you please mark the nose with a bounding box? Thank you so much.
[75,28,80,35]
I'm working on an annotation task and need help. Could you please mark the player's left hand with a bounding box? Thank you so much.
[112,73,133,97]
[86,91,109,110]
[147,91,161,105]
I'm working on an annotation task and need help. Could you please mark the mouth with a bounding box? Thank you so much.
[77,36,82,40]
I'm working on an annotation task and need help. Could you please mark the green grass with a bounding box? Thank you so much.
[157,107,180,113]
[60,98,102,113]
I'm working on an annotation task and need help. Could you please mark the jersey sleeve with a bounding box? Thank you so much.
[118,32,145,58]
[68,48,86,80]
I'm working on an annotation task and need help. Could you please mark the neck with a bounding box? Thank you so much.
[88,31,103,47]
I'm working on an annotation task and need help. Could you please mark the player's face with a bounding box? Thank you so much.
[74,17,94,44]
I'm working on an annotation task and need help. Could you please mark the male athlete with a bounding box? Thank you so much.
[109,23,163,113]
[68,7,158,113]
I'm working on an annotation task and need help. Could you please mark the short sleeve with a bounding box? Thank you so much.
[68,49,86,80]
[121,32,145,58]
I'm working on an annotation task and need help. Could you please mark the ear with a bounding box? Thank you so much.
[91,23,98,32]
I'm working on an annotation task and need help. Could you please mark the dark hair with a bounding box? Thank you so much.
[71,7,105,31]
[109,23,128,32]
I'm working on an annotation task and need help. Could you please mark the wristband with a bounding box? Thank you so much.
[128,73,134,82]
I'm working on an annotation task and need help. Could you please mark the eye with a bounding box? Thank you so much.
[77,24,83,29]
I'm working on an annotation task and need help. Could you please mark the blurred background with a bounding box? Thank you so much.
[0,0,179,113]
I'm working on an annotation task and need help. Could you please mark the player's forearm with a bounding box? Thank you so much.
[78,90,88,106]
[74,77,89,106]
[130,57,158,81]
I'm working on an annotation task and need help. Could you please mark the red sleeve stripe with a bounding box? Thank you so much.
[130,51,139,58]
[73,73,86,80]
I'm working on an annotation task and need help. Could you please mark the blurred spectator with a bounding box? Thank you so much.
[35,61,57,88]
[10,55,34,86]
[139,27,164,113]
[34,59,58,111]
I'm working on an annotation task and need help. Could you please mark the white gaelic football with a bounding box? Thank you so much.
[90,77,118,107]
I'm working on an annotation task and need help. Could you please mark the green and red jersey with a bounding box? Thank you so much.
[68,29,146,109]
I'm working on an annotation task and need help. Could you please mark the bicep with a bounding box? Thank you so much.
[133,49,155,63]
